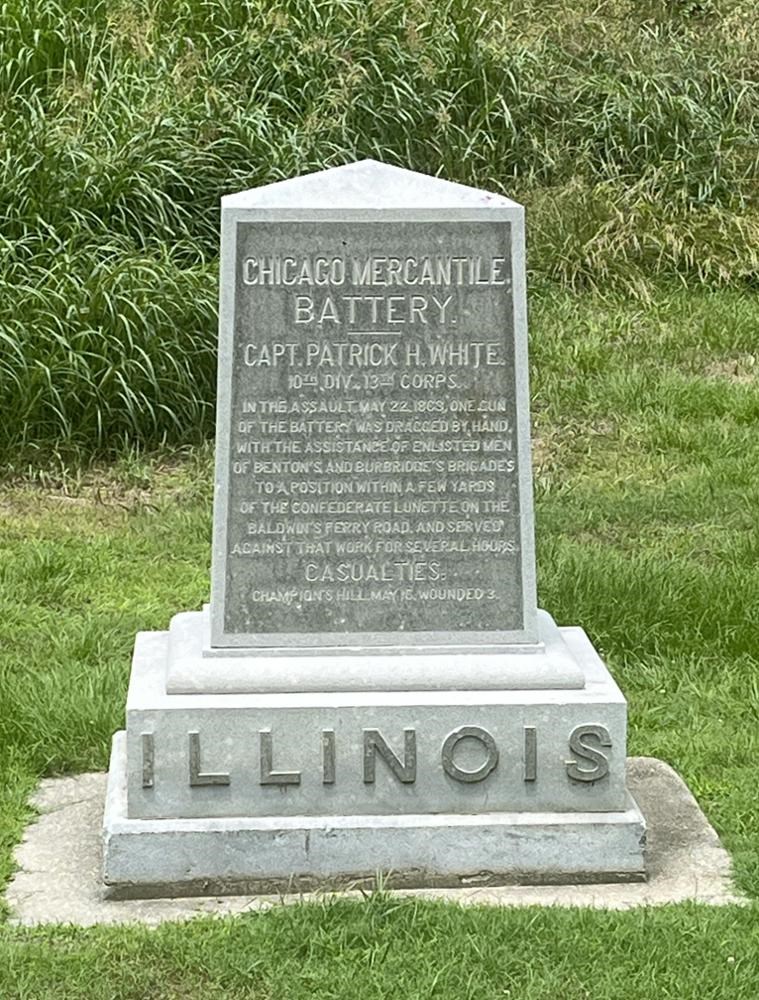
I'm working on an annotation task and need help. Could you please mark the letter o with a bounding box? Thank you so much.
[331,258,345,284]
[441,726,498,783]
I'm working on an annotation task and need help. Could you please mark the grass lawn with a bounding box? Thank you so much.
[1,286,758,997]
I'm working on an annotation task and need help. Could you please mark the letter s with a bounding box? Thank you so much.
[565,724,611,783]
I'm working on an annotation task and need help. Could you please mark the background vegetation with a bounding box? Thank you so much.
[1,0,758,463]
[1,2,759,996]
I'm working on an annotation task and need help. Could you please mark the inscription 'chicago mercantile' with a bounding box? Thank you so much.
[213,221,529,643]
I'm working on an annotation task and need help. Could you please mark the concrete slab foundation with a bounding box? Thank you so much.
[4,757,742,926]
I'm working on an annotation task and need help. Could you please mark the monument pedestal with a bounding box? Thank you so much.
[102,612,646,897]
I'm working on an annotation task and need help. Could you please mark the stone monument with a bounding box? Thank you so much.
[103,160,645,896]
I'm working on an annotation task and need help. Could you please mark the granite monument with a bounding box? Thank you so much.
[103,161,645,896]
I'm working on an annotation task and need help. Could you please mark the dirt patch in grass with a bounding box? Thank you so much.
[0,450,213,517]
[703,356,758,384]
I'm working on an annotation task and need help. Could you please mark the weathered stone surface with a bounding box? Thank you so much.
[105,732,646,896]
[100,161,647,898]
[221,160,521,211]
[166,607,585,693]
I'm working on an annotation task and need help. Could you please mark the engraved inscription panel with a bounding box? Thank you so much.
[224,220,522,636]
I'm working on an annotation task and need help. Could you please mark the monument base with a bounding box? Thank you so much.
[102,614,646,897]
[103,733,646,898]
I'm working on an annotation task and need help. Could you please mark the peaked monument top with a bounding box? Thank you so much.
[222,159,519,210]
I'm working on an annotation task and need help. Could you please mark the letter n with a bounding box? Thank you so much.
[363,728,416,784]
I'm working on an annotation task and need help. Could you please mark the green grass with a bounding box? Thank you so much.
[1,287,759,995]
[2,0,759,463]
[1,901,759,999]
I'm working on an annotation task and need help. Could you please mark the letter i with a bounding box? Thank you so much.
[322,729,336,784]
[523,726,537,782]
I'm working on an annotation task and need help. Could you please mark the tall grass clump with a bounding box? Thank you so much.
[1,0,758,463]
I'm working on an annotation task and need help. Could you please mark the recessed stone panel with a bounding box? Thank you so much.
[212,208,536,648]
